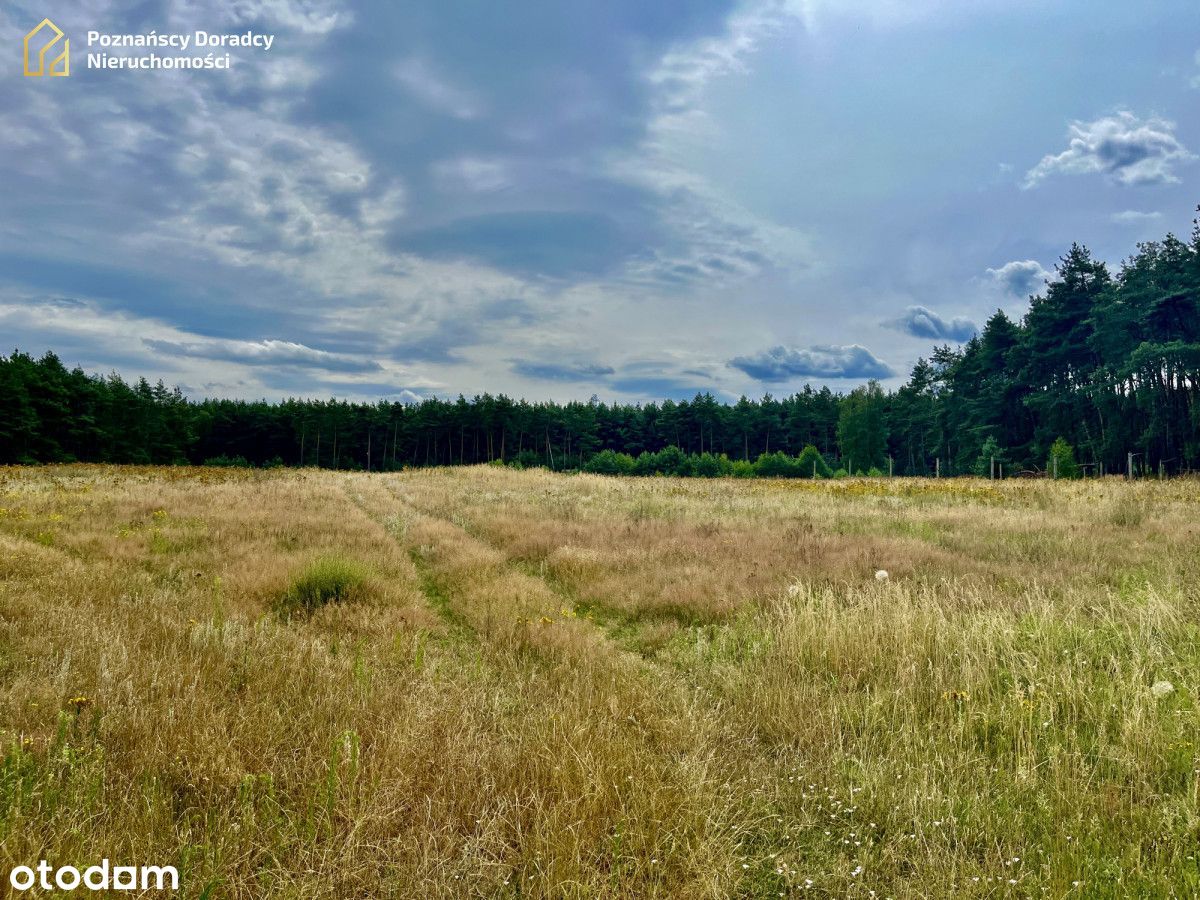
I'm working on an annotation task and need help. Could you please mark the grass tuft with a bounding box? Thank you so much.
[278,555,371,615]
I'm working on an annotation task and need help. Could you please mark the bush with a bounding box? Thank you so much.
[795,445,833,478]
[731,459,756,478]
[754,451,799,478]
[584,449,636,476]
[973,436,1007,477]
[279,556,370,616]
[513,450,542,470]
[691,452,730,478]
[1047,437,1080,479]
[634,446,689,476]
[203,454,252,468]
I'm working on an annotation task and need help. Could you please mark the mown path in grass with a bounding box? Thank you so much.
[345,473,831,898]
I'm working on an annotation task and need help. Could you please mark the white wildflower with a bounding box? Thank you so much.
[1151,680,1175,698]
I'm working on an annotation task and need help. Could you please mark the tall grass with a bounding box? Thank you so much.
[278,555,371,615]
[0,464,1196,897]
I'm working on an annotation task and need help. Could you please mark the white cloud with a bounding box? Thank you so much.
[431,157,513,193]
[610,0,816,286]
[1110,209,1163,225]
[0,297,435,399]
[394,57,482,120]
[142,337,382,373]
[1023,112,1194,188]
[986,260,1050,296]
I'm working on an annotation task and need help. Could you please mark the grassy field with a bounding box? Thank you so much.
[0,465,1197,898]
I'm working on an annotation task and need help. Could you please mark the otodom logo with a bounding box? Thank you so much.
[23,18,70,76]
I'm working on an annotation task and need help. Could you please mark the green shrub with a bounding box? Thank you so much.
[513,450,542,470]
[753,451,798,478]
[634,446,689,476]
[973,436,1007,477]
[795,444,833,478]
[583,449,636,475]
[203,454,252,468]
[730,459,756,478]
[691,452,730,478]
[279,556,370,616]
[1047,437,1080,479]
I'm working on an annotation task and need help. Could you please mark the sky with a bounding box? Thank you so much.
[2,0,1198,404]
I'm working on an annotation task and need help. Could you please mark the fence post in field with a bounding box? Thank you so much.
[1159,460,1164,480]
[1127,452,1134,480]
[999,462,1003,479]
[990,456,995,480]
[935,458,940,478]
[1052,456,1058,480]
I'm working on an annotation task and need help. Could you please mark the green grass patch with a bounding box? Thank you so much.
[278,556,371,616]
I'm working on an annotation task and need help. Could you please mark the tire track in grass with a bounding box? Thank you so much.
[405,545,475,639]
[376,475,662,665]
[386,474,717,664]
[339,477,477,642]
[379,472,827,895]
[348,475,607,655]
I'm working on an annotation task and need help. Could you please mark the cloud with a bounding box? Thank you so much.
[143,338,382,374]
[393,211,647,278]
[1023,112,1194,188]
[607,376,714,401]
[1110,209,1163,224]
[431,157,513,193]
[393,57,482,120]
[886,306,977,342]
[607,0,817,288]
[510,360,615,381]
[986,260,1050,297]
[728,344,894,381]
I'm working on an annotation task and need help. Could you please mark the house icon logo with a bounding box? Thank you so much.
[24,18,70,76]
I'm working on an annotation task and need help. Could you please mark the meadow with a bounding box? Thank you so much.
[0,464,1197,898]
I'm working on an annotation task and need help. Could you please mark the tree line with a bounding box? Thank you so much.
[2,218,1198,476]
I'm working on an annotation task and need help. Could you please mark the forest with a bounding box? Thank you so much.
[2,223,1198,477]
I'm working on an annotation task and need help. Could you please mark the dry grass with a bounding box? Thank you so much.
[0,464,1197,898]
